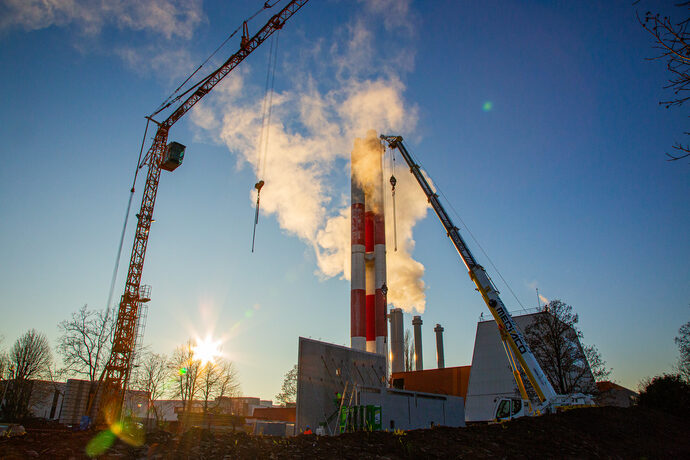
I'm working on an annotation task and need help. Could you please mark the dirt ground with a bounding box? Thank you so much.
[1,406,688,459]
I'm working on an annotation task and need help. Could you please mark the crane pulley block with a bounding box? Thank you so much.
[161,141,186,171]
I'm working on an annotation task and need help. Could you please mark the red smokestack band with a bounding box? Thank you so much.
[364,211,374,252]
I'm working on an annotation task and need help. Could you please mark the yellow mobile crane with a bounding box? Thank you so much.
[380,135,593,421]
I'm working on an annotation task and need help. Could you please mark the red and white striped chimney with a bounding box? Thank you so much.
[372,139,387,357]
[351,130,388,359]
[350,144,366,351]
[365,206,376,353]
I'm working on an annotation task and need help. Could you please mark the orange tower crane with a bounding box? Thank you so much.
[95,0,311,423]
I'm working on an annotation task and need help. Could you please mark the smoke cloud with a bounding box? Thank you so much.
[191,0,429,313]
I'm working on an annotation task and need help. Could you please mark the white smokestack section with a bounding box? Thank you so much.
[389,308,404,373]
[434,323,445,369]
[412,315,423,371]
[365,253,375,353]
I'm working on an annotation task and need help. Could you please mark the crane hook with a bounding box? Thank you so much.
[251,180,265,253]
[390,174,398,252]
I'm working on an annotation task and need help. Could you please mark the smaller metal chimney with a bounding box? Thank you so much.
[434,324,445,369]
[389,308,404,373]
[412,315,423,371]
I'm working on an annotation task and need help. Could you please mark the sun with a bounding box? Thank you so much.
[192,335,222,366]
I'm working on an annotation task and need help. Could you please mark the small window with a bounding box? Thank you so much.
[512,399,522,416]
[496,400,511,419]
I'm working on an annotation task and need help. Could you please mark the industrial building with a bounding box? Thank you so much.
[295,337,465,433]
[465,312,595,422]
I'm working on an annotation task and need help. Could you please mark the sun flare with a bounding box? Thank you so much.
[192,335,222,366]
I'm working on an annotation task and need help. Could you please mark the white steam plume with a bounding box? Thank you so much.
[191,0,429,313]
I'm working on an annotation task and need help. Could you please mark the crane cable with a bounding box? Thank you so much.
[403,144,529,314]
[251,30,280,252]
[105,119,150,319]
[151,0,283,119]
[388,146,398,252]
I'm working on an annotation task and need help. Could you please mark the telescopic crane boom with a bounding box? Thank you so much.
[380,135,591,418]
[94,0,310,424]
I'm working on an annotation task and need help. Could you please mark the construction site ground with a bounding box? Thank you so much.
[1,406,688,459]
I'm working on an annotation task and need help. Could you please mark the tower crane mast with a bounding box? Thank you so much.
[96,0,310,423]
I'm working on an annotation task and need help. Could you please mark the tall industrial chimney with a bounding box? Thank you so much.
[350,131,387,359]
[412,315,423,371]
[350,140,366,351]
[434,324,445,369]
[372,138,387,358]
[389,308,404,373]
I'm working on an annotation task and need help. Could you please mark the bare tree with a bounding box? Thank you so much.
[1,330,53,420]
[676,320,690,382]
[57,304,114,382]
[583,344,613,383]
[524,300,597,395]
[169,340,202,413]
[0,335,9,407]
[0,334,8,381]
[198,360,241,412]
[275,364,298,406]
[640,4,690,161]
[132,352,169,425]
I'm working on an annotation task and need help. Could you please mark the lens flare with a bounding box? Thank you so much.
[193,335,222,365]
[482,101,493,111]
[85,419,145,457]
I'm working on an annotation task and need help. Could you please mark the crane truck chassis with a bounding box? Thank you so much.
[380,135,594,421]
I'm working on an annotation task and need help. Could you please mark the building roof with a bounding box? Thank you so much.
[252,407,296,423]
[391,366,471,399]
[597,380,637,394]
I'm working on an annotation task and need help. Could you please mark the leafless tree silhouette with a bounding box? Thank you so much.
[640,4,690,161]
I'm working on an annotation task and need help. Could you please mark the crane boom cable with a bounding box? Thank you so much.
[105,119,151,318]
[255,34,276,174]
[387,145,398,251]
[261,29,280,179]
[151,1,281,118]
[397,140,528,313]
[435,185,529,314]
[251,30,279,252]
[160,0,310,132]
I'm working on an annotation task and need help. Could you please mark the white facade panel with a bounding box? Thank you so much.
[465,313,595,422]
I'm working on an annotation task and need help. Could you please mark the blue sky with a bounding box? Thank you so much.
[0,0,688,401]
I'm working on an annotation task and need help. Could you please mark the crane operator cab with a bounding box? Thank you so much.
[161,141,185,171]
[493,397,528,422]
